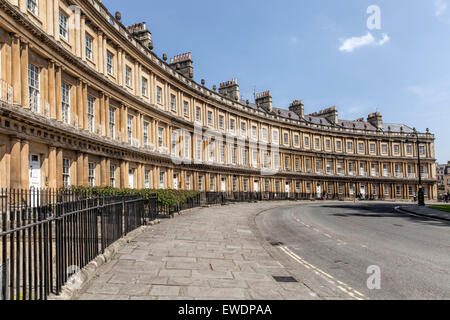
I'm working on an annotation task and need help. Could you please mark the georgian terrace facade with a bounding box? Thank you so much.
[0,0,437,200]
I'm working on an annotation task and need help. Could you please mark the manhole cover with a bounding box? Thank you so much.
[273,276,298,283]
[269,241,284,247]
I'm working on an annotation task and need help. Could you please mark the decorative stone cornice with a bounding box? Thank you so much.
[0,0,436,143]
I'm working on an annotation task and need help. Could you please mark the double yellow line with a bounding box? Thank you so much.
[279,246,367,300]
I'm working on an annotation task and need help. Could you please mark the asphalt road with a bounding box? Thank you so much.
[255,202,450,300]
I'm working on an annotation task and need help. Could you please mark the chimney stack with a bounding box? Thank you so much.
[218,79,240,101]
[289,100,304,119]
[367,112,383,128]
[317,106,338,123]
[255,91,273,113]
[128,22,153,50]
[169,52,194,79]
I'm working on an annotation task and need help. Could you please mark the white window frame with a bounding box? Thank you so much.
[127,115,133,143]
[207,111,213,126]
[61,82,71,124]
[62,158,71,187]
[59,12,68,40]
[109,106,115,139]
[110,165,116,187]
[125,66,132,87]
[159,172,165,189]
[106,52,114,75]
[170,94,176,111]
[145,170,150,189]
[85,34,93,60]
[88,162,95,187]
[27,0,38,15]
[158,127,164,149]
[142,77,148,97]
[183,101,189,116]
[87,95,95,133]
[143,122,149,145]
[156,86,162,104]
[28,63,40,113]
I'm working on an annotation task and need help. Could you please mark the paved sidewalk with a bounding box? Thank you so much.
[399,205,450,221]
[76,201,319,300]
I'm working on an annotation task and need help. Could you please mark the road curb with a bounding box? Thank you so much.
[47,221,159,301]
[48,204,217,300]
[394,207,450,222]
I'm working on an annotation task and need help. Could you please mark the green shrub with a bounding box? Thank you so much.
[69,186,199,209]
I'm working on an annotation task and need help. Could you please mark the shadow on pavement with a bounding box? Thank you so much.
[320,204,450,228]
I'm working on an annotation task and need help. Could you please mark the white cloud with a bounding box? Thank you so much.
[435,0,448,16]
[378,33,390,46]
[339,32,390,53]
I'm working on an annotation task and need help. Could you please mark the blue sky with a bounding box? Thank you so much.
[105,0,450,163]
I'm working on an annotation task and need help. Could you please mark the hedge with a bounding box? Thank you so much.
[69,186,200,209]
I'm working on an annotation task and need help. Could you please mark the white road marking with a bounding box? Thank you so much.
[279,246,367,300]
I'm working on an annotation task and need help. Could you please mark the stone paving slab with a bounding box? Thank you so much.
[76,201,319,300]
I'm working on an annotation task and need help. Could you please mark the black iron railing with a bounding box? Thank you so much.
[0,189,158,301]
[0,188,382,300]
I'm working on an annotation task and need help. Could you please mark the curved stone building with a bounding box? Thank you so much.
[0,0,437,200]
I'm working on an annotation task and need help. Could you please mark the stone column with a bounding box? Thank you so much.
[10,137,21,189]
[97,31,104,74]
[105,158,111,187]
[120,160,127,188]
[76,79,83,128]
[121,104,127,143]
[83,154,89,186]
[105,95,110,137]
[20,39,29,108]
[48,60,56,118]
[117,49,122,86]
[100,157,107,186]
[18,0,26,13]
[82,81,88,130]
[121,51,126,87]
[103,35,107,76]
[135,61,140,96]
[53,0,60,42]
[80,14,86,61]
[55,148,63,188]
[99,92,105,136]
[74,10,81,57]
[55,65,62,121]
[48,146,57,189]
[137,164,142,189]
[46,0,54,36]
[77,152,84,186]
[11,34,21,105]
[20,140,29,189]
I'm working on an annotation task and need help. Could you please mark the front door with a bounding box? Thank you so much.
[29,154,41,189]
[285,182,290,196]
[128,169,134,189]
[29,154,41,207]
[317,183,322,198]
[360,185,366,199]
[221,178,226,193]
[173,174,179,190]
[254,180,259,193]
